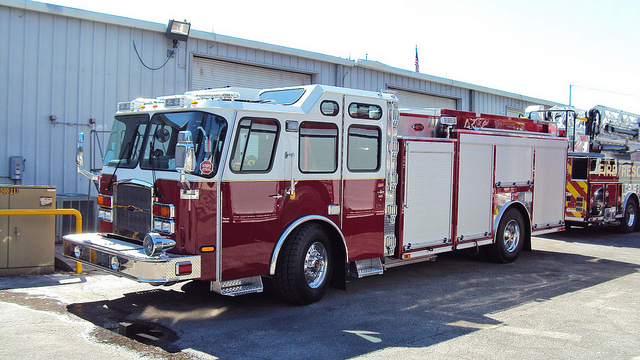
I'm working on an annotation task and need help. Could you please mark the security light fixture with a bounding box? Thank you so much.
[166,19,191,47]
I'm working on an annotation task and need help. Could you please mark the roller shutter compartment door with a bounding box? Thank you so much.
[192,57,312,90]
[394,89,457,110]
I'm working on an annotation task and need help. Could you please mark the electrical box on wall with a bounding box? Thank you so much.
[9,156,24,180]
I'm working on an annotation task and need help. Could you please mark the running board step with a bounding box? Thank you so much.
[210,276,263,296]
[348,258,384,278]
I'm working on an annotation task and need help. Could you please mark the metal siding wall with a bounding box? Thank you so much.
[474,92,539,116]
[0,5,188,194]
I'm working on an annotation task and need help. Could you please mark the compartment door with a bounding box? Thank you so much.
[402,141,454,250]
[456,135,494,240]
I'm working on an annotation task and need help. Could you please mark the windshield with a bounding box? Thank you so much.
[103,114,149,168]
[103,111,228,178]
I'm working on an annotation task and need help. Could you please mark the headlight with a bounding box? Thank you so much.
[153,219,175,234]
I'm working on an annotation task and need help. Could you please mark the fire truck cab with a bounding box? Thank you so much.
[64,84,567,304]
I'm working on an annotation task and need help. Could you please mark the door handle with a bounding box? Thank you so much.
[270,194,283,199]
[285,152,296,199]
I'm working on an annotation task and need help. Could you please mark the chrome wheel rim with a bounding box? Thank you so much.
[503,219,520,253]
[304,242,328,289]
[627,205,636,227]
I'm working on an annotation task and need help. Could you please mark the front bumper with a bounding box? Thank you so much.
[62,233,201,283]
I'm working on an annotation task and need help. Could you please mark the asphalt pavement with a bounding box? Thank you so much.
[1,227,639,359]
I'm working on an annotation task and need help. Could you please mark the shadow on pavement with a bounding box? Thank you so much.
[541,226,640,249]
[66,232,640,359]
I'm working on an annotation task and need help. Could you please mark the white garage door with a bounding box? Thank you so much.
[394,89,457,110]
[506,106,525,117]
[191,57,312,90]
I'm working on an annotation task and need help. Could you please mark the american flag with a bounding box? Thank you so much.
[415,46,419,73]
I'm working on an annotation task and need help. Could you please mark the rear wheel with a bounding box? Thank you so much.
[488,208,525,263]
[274,223,333,305]
[617,198,637,234]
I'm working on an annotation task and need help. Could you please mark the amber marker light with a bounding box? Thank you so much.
[200,246,215,253]
[153,203,174,218]
[97,195,112,207]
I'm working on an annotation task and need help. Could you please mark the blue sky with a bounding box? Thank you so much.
[37,0,640,113]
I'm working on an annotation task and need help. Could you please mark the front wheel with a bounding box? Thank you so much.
[488,208,525,263]
[274,223,333,305]
[617,198,638,234]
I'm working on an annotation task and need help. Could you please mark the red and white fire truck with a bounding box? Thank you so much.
[528,105,640,232]
[63,85,567,304]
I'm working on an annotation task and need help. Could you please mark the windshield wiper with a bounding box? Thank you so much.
[148,133,163,198]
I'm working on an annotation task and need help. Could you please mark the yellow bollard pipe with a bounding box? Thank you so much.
[0,208,83,273]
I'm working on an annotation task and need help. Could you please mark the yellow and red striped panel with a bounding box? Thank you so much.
[566,159,588,219]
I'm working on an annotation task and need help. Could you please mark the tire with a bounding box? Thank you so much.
[488,208,525,263]
[617,198,638,234]
[274,223,333,305]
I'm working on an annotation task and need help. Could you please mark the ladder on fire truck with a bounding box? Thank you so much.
[538,105,640,156]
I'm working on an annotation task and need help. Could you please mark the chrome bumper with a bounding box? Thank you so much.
[62,233,201,283]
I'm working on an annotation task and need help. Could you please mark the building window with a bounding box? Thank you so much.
[348,125,381,172]
[299,122,338,173]
[230,118,279,172]
[348,103,382,120]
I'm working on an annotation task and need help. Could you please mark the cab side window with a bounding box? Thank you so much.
[230,118,279,172]
[299,122,338,173]
[348,125,381,172]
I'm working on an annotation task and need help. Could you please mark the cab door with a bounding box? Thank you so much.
[340,96,388,260]
[220,115,285,280]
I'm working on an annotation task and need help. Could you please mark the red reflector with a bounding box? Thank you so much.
[176,262,192,275]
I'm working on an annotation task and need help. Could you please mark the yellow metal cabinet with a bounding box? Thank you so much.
[0,185,56,276]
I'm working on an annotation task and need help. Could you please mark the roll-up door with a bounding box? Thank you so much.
[506,106,525,117]
[191,56,312,90]
[394,89,457,110]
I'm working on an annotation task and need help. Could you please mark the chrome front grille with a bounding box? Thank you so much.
[113,182,152,242]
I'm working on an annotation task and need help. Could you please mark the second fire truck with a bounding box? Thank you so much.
[528,104,640,233]
[64,85,567,304]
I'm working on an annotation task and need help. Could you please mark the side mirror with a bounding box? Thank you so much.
[175,130,195,173]
[76,133,85,167]
[76,132,100,183]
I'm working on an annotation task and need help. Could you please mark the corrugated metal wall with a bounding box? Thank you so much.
[473,91,534,116]
[0,2,556,195]
[0,4,188,193]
